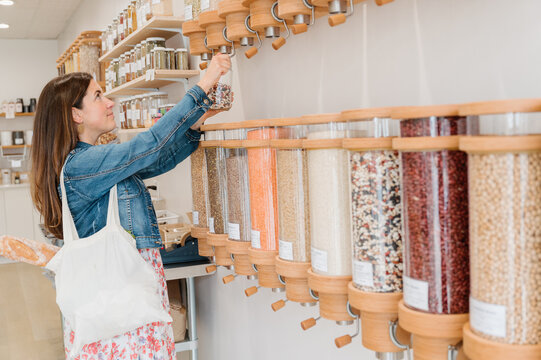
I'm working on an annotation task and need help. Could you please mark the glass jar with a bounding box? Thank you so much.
[341,108,402,293]
[118,13,125,41]
[392,105,472,315]
[79,42,100,81]
[128,2,135,34]
[203,130,228,235]
[131,1,138,32]
[130,49,137,80]
[144,0,153,22]
[271,119,310,262]
[184,0,201,20]
[112,19,119,46]
[124,96,133,128]
[303,114,360,276]
[124,52,132,82]
[119,55,126,85]
[135,95,144,128]
[152,47,167,69]
[459,99,541,345]
[165,48,174,69]
[151,0,173,17]
[208,68,232,110]
[244,120,282,251]
[112,59,120,88]
[148,91,168,125]
[223,126,251,243]
[141,95,150,128]
[123,8,129,39]
[175,48,188,70]
[119,98,128,129]
[140,40,147,72]
[191,145,209,229]
[146,37,166,69]
[106,25,113,51]
[135,44,143,77]
[101,30,107,54]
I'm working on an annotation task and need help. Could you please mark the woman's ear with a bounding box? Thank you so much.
[72,107,83,124]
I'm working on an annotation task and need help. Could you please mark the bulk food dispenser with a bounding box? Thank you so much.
[190,145,214,263]
[243,120,285,296]
[337,107,410,359]
[218,0,261,50]
[300,113,361,329]
[200,128,233,268]
[269,118,316,311]
[220,123,257,281]
[181,20,213,70]
[276,0,328,35]
[391,105,473,360]
[199,7,235,110]
[242,0,287,54]
[458,99,541,360]
[311,0,394,27]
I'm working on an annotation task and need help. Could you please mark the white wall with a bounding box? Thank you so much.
[56,0,541,359]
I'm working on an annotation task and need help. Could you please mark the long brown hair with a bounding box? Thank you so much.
[31,72,93,239]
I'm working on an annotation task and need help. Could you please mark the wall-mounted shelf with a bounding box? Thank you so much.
[0,113,35,118]
[99,16,185,62]
[104,69,200,97]
[2,145,31,150]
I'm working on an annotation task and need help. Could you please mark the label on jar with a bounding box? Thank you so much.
[142,110,148,123]
[251,230,261,249]
[470,297,506,338]
[117,24,123,37]
[208,217,215,234]
[152,0,160,4]
[228,222,240,240]
[201,0,210,10]
[353,260,374,287]
[137,59,142,72]
[14,138,23,145]
[311,247,328,273]
[125,64,130,76]
[278,240,293,260]
[131,62,136,75]
[192,211,199,225]
[15,103,22,113]
[126,108,132,120]
[403,276,429,311]
[184,5,193,20]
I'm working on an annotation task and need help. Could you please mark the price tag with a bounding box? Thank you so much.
[184,5,193,20]
[201,0,210,10]
[228,223,240,240]
[311,247,328,273]
[209,217,215,233]
[470,297,506,338]
[403,276,429,311]
[353,260,375,287]
[11,160,21,168]
[278,240,293,260]
[192,211,199,225]
[251,230,261,249]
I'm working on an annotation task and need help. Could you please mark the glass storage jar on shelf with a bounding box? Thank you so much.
[175,48,189,70]
[119,54,126,85]
[144,0,153,22]
[391,105,472,315]
[131,49,137,79]
[119,98,128,129]
[458,99,541,347]
[140,95,149,128]
[128,1,137,34]
[145,37,166,70]
[123,8,130,39]
[112,59,120,88]
[140,40,147,72]
[135,95,144,128]
[165,48,174,69]
[112,19,119,46]
[151,0,173,17]
[148,92,168,126]
[341,108,402,293]
[303,113,361,277]
[271,119,310,263]
[101,29,108,54]
[184,0,202,20]
[135,44,143,77]
[125,51,132,82]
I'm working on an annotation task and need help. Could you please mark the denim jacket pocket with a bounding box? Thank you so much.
[117,175,145,200]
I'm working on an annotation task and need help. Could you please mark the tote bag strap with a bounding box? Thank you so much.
[60,165,121,244]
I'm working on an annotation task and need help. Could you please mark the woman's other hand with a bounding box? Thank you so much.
[197,54,231,93]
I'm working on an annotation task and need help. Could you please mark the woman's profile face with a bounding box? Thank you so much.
[76,79,116,135]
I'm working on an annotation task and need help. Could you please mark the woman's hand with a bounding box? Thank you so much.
[197,54,231,93]
[190,93,235,130]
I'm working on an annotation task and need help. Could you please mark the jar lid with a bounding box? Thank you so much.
[120,54,126,58]
[300,113,342,124]
[146,37,166,41]
[141,40,147,43]
[152,47,167,51]
[459,135,541,153]
[390,104,460,119]
[341,107,393,121]
[201,120,271,131]
[136,44,142,48]
[459,98,541,116]
[268,117,303,127]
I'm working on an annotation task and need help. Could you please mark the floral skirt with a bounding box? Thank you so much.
[63,248,175,360]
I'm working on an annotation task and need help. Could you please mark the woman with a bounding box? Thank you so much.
[31,54,231,359]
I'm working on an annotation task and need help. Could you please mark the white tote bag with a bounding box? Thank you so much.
[46,168,172,357]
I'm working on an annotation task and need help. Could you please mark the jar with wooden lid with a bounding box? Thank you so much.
[270,118,310,263]
[135,44,143,77]
[175,48,189,70]
[391,105,473,315]
[140,40,147,71]
[125,52,132,82]
[165,48,175,69]
[151,47,167,69]
[303,113,362,277]
[341,108,402,294]
[119,54,126,85]
[458,99,541,348]
[123,8,129,39]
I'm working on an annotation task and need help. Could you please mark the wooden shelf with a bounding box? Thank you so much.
[99,16,185,62]
[104,69,200,97]
[2,145,31,150]
[0,112,35,118]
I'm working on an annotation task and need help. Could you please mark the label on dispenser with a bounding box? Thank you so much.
[251,230,261,249]
[403,276,429,311]
[228,222,240,240]
[353,260,374,287]
[279,240,293,260]
[208,217,215,234]
[470,297,506,338]
[192,211,199,225]
[184,5,193,20]
[311,248,328,273]
[201,0,210,10]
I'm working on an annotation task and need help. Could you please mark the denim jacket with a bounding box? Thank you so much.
[60,85,211,249]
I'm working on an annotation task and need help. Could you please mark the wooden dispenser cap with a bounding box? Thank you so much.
[198,10,225,27]
[291,23,308,34]
[463,323,541,360]
[328,13,347,27]
[223,274,235,284]
[272,37,286,50]
[245,47,258,58]
[275,256,311,278]
[182,20,206,35]
[347,282,402,313]
[191,226,210,238]
[341,106,393,121]
[458,98,541,116]
[301,317,317,330]
[199,62,208,70]
[375,0,394,5]
[392,135,460,151]
[459,135,541,153]
[271,299,286,312]
[206,265,217,273]
[245,286,258,297]
[335,335,352,348]
[391,104,460,120]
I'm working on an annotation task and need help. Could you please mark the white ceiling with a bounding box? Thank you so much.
[0,0,84,39]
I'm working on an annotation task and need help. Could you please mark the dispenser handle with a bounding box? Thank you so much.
[270,1,291,48]
[271,299,287,312]
[291,23,308,35]
[244,15,262,59]
[205,264,217,273]
[222,274,235,284]
[301,317,317,330]
[334,335,352,348]
[199,62,208,70]
[328,13,347,27]
[222,26,236,58]
[245,285,259,297]
[375,0,394,5]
